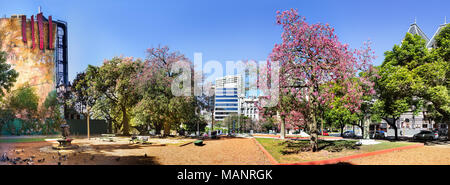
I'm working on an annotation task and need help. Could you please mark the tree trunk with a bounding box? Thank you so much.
[363,117,370,139]
[108,120,113,134]
[280,114,286,139]
[310,112,318,152]
[163,122,171,137]
[392,117,398,140]
[320,117,324,135]
[121,106,130,136]
[86,106,90,140]
[155,122,162,136]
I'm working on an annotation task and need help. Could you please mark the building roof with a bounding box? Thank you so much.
[407,23,430,44]
[426,23,449,48]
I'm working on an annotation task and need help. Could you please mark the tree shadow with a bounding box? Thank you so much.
[325,162,354,165]
[3,142,161,165]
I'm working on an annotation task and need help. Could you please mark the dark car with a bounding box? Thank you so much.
[370,131,386,139]
[413,130,438,140]
[342,131,356,138]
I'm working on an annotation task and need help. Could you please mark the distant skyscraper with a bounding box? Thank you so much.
[214,75,243,121]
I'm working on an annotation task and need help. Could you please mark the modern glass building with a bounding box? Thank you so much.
[214,75,244,121]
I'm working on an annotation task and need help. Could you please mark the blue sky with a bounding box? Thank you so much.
[0,0,448,81]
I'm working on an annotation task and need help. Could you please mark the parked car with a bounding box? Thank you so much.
[413,130,438,140]
[432,130,440,140]
[319,130,329,136]
[342,131,356,138]
[370,131,386,139]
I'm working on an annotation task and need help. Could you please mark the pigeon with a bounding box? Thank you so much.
[31,155,36,159]
[1,153,6,162]
[144,153,147,158]
[116,157,120,162]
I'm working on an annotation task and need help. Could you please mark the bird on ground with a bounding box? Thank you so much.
[0,153,6,162]
[144,153,147,158]
[116,157,120,161]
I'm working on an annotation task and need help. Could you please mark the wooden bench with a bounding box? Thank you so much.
[129,136,151,144]
[101,134,116,142]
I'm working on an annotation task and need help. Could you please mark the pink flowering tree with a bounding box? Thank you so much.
[259,9,375,151]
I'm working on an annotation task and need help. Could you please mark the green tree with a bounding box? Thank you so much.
[8,83,39,118]
[87,57,143,135]
[416,24,450,126]
[69,71,99,138]
[0,51,19,98]
[42,90,64,134]
[375,33,427,140]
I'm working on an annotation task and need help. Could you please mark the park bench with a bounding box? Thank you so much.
[101,134,116,142]
[129,136,151,144]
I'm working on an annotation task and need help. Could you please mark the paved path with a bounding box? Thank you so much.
[348,144,450,165]
[1,137,272,165]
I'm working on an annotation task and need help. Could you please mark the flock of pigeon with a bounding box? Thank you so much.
[0,149,45,165]
[0,149,150,165]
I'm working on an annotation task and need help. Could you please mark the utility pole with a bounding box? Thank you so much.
[87,105,90,140]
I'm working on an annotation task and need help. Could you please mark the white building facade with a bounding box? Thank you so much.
[213,75,260,122]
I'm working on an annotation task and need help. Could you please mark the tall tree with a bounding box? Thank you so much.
[133,46,199,136]
[375,33,428,139]
[0,51,19,98]
[417,24,450,126]
[69,71,98,138]
[262,9,374,151]
[87,57,143,135]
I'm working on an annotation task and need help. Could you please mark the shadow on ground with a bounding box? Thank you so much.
[1,142,160,165]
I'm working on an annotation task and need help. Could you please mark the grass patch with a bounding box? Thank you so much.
[255,138,418,163]
[359,141,414,152]
[0,138,49,143]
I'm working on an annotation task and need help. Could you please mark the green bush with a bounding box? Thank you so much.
[280,140,359,154]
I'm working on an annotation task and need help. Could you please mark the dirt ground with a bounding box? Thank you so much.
[0,137,271,165]
[348,144,450,165]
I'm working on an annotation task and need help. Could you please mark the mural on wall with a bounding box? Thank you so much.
[0,16,56,106]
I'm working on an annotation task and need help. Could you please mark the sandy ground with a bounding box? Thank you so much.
[349,144,450,165]
[0,137,271,165]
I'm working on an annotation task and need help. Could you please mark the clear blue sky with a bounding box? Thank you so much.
[0,0,448,81]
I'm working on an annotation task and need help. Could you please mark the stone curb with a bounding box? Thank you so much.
[252,138,279,165]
